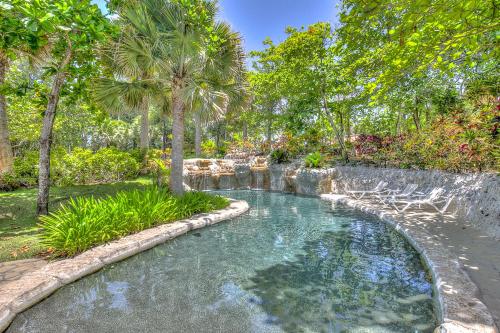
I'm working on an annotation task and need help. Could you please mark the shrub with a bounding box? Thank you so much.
[57,148,139,186]
[270,148,290,164]
[2,148,140,189]
[12,150,40,187]
[87,148,140,183]
[150,158,171,187]
[354,134,383,156]
[0,172,22,191]
[39,187,230,256]
[201,140,217,157]
[304,152,325,168]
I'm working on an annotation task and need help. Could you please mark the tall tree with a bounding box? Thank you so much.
[18,0,111,215]
[337,0,499,101]
[0,2,34,173]
[115,0,244,194]
[94,3,159,152]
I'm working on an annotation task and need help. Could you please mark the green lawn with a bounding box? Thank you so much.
[0,177,153,262]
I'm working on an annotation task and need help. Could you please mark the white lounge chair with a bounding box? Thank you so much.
[346,181,389,199]
[376,183,420,204]
[390,188,455,214]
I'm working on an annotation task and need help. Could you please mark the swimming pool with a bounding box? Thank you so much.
[7,191,436,332]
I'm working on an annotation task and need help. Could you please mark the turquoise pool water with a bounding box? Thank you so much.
[8,191,437,332]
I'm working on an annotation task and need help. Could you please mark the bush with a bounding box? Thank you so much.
[12,150,40,187]
[39,187,230,256]
[1,148,140,189]
[270,148,290,164]
[201,140,217,157]
[304,152,325,168]
[56,148,140,186]
[0,172,22,191]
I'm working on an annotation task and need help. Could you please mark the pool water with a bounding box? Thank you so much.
[8,191,437,333]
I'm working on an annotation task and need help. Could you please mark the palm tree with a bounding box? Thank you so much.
[94,7,159,151]
[113,0,244,194]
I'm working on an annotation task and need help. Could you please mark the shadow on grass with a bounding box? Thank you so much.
[0,177,153,261]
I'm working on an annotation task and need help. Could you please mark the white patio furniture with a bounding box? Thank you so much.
[390,188,455,214]
[376,183,420,204]
[346,181,389,199]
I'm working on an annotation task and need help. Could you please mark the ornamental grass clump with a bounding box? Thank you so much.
[39,187,229,256]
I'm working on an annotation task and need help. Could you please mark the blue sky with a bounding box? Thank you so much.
[92,0,340,53]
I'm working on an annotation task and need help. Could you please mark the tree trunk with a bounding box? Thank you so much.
[194,111,202,158]
[242,121,248,141]
[322,95,348,161]
[170,85,185,195]
[412,95,421,132]
[37,47,72,216]
[266,118,272,144]
[396,108,402,135]
[139,95,149,151]
[161,117,168,160]
[0,53,14,174]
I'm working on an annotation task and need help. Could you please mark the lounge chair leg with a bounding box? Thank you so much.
[401,203,412,212]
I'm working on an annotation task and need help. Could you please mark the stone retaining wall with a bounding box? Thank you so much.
[0,200,250,332]
[184,159,499,239]
[330,166,500,239]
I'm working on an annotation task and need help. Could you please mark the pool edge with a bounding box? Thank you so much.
[0,199,250,332]
[320,194,498,333]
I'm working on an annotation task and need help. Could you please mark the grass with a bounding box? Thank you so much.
[0,177,153,262]
[39,188,229,256]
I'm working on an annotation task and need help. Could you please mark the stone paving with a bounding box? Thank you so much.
[0,259,47,286]
[0,200,249,332]
[321,194,499,333]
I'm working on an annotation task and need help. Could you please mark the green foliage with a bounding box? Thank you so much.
[304,152,325,168]
[270,148,290,164]
[57,148,139,186]
[150,158,171,187]
[0,148,140,190]
[337,0,499,100]
[39,187,230,256]
[201,139,217,157]
[0,178,152,262]
[355,110,499,172]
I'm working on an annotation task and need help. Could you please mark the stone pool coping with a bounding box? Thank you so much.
[0,199,249,332]
[321,194,498,333]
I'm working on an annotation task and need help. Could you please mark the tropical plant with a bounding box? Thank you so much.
[39,187,229,256]
[98,0,245,194]
[304,152,325,168]
[270,148,290,164]
[201,139,217,157]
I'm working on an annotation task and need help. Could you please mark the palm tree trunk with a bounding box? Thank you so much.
[170,85,185,195]
[161,117,168,160]
[139,95,149,151]
[37,47,72,216]
[194,111,202,158]
[0,53,14,174]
